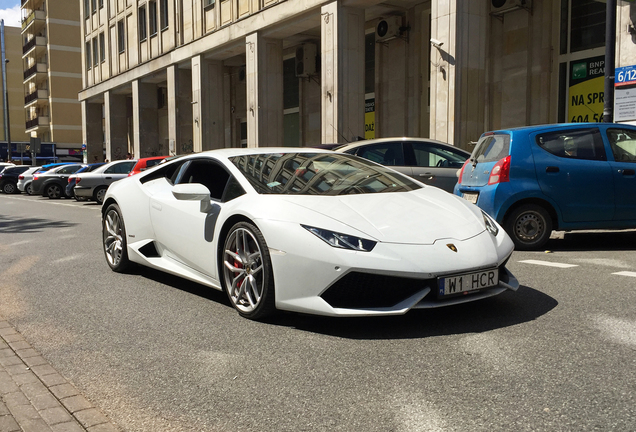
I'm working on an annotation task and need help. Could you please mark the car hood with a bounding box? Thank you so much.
[278,189,486,244]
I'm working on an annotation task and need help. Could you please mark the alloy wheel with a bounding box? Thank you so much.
[104,209,124,267]
[223,227,265,314]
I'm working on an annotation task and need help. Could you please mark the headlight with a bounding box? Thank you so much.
[482,211,499,236]
[302,225,376,252]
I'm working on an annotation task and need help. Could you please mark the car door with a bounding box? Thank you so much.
[149,158,235,278]
[531,127,614,222]
[408,141,469,192]
[605,127,636,221]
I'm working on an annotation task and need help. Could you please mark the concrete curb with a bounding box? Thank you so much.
[0,318,120,432]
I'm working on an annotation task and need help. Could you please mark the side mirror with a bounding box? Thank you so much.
[172,183,213,213]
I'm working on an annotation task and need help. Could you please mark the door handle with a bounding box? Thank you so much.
[621,169,635,176]
[419,173,434,178]
[105,176,112,179]
[546,166,559,173]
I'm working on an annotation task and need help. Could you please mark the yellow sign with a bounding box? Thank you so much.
[568,56,604,123]
[365,99,375,139]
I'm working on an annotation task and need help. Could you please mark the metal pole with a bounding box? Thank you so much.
[603,0,617,123]
[1,20,12,161]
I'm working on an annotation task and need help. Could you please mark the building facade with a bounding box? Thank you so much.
[21,0,83,157]
[77,0,636,162]
[0,25,30,146]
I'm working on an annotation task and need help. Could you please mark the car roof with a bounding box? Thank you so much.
[334,137,461,152]
[482,122,636,136]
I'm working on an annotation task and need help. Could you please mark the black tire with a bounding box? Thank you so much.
[46,183,63,199]
[25,183,33,195]
[102,203,131,272]
[504,204,553,250]
[94,186,107,205]
[2,182,17,194]
[221,221,275,320]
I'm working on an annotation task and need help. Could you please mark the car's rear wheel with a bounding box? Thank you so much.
[102,203,131,272]
[2,182,17,194]
[25,183,33,195]
[46,184,62,199]
[505,204,553,250]
[94,186,107,205]
[222,222,275,320]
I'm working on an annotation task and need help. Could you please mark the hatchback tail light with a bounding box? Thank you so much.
[457,159,470,184]
[18,175,24,180]
[76,177,81,184]
[488,155,511,185]
[33,175,39,181]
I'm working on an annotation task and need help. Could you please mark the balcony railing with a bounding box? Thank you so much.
[21,10,46,31]
[25,116,49,130]
[23,62,46,80]
[22,36,46,55]
[24,89,47,105]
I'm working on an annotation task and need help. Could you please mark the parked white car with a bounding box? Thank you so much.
[17,166,42,195]
[74,160,137,204]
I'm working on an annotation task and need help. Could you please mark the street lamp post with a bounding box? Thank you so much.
[1,20,12,162]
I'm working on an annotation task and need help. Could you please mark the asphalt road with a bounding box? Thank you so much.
[0,193,635,431]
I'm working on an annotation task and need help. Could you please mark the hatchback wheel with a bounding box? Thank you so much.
[46,184,62,199]
[222,221,276,320]
[25,183,33,195]
[2,182,17,194]
[505,204,553,250]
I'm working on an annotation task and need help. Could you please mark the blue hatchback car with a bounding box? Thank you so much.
[454,123,636,250]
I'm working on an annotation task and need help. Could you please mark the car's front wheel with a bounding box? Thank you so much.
[102,203,131,272]
[505,204,553,250]
[94,186,107,205]
[46,184,62,199]
[222,221,275,320]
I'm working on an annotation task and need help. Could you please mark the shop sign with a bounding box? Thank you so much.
[568,56,605,123]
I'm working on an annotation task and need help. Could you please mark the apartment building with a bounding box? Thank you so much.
[21,0,83,158]
[78,0,636,162]
[0,25,30,146]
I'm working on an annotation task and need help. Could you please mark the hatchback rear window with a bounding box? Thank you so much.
[472,134,510,163]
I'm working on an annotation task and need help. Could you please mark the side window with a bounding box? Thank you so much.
[104,165,116,174]
[536,128,606,161]
[411,142,467,168]
[607,128,636,163]
[58,166,76,174]
[176,159,231,200]
[356,142,405,166]
[222,176,246,202]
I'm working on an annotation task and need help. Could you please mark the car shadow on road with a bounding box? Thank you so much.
[269,285,557,340]
[545,229,636,252]
[0,214,77,233]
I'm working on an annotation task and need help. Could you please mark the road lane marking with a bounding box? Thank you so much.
[1,195,99,209]
[518,260,579,268]
[612,271,636,277]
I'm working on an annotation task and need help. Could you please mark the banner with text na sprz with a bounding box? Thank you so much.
[568,56,605,123]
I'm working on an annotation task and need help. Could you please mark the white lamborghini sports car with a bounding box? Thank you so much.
[102,148,519,320]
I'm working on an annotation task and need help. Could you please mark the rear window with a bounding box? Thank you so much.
[472,134,510,163]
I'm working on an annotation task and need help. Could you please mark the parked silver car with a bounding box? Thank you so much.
[16,166,42,195]
[74,160,137,204]
[335,137,470,192]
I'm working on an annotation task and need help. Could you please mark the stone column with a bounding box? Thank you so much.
[320,2,365,144]
[192,57,227,151]
[82,100,102,163]
[245,32,283,148]
[132,80,159,158]
[430,0,487,146]
[104,91,128,161]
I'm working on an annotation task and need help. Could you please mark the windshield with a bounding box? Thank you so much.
[230,152,422,195]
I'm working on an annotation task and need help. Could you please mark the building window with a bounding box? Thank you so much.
[86,41,91,70]
[91,0,97,14]
[139,5,147,41]
[160,0,168,29]
[92,38,99,66]
[84,0,90,18]
[99,32,105,62]
[117,20,125,53]
[99,0,104,8]
[204,0,215,8]
[149,1,157,36]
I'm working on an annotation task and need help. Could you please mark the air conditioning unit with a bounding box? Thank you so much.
[295,43,317,77]
[490,0,531,15]
[376,16,402,42]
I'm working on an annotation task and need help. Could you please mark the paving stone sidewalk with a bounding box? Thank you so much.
[0,318,120,432]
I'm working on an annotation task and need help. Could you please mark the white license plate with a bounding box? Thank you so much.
[439,269,498,296]
[462,192,478,204]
